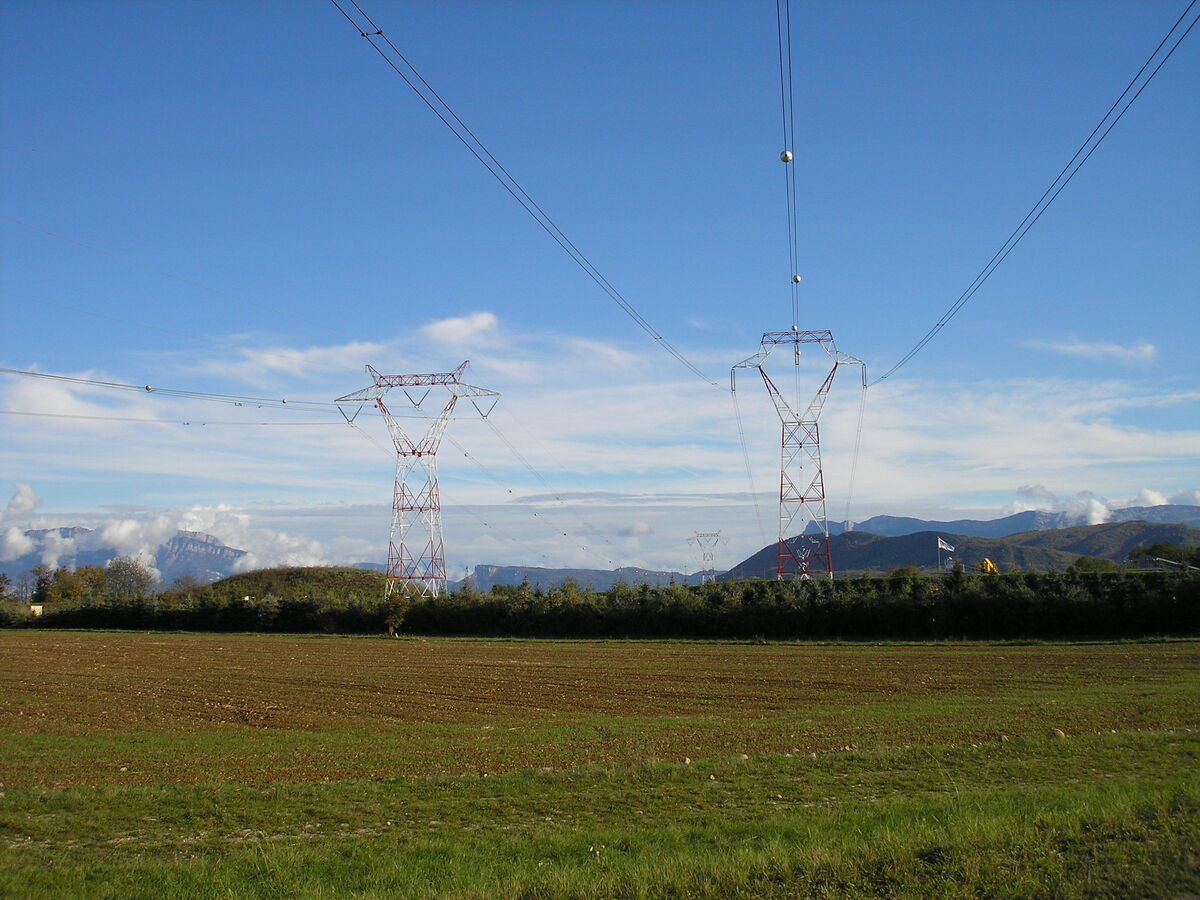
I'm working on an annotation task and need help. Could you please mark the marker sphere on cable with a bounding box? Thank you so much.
[792,274,802,284]
[780,150,793,163]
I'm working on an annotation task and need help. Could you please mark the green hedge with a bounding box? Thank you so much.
[402,570,1198,639]
[10,569,1198,639]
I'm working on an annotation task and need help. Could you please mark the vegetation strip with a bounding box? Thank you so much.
[1,734,1197,898]
[5,565,1199,639]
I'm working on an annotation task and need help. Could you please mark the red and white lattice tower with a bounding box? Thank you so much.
[336,362,498,599]
[733,330,862,580]
[688,531,721,584]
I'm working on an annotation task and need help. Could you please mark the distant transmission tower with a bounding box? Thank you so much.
[688,531,721,584]
[733,330,863,579]
[336,362,498,599]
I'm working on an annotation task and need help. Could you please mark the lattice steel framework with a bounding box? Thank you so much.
[336,362,498,599]
[733,330,862,579]
[688,531,721,584]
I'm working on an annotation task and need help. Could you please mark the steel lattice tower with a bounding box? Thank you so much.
[688,531,721,584]
[336,362,498,599]
[733,330,862,580]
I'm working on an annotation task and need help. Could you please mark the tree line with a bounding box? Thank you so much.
[2,561,1196,639]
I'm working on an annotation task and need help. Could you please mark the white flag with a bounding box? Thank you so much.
[937,537,955,552]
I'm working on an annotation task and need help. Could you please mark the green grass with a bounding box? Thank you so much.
[2,733,1198,898]
[1,633,1198,897]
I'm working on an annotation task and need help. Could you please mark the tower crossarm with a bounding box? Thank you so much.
[759,329,835,350]
[334,361,476,401]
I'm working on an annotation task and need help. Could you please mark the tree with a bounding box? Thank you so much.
[172,573,203,594]
[14,570,36,604]
[31,564,53,605]
[1129,541,1200,568]
[106,555,159,601]
[0,572,12,602]
[1069,555,1117,574]
[45,565,107,605]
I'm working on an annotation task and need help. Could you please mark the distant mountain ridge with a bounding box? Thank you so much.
[458,564,697,593]
[0,527,247,584]
[844,505,1200,538]
[725,520,1200,579]
[5,504,1198,589]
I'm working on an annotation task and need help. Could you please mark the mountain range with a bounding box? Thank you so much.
[1,528,247,585]
[816,505,1200,538]
[3,504,1199,588]
[457,564,696,593]
[725,520,1200,580]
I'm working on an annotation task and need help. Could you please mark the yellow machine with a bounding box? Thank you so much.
[978,558,999,575]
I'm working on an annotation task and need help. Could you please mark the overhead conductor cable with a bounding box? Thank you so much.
[874,0,1199,383]
[329,0,718,388]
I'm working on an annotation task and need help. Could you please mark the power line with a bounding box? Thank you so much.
[0,366,342,413]
[0,409,340,427]
[484,403,628,553]
[729,381,769,548]
[345,419,557,570]
[343,398,601,570]
[481,414,619,568]
[873,0,1199,384]
[0,367,483,423]
[327,0,719,388]
[842,366,869,526]
[776,0,801,329]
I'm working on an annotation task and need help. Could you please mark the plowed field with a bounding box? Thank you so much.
[1,631,1196,788]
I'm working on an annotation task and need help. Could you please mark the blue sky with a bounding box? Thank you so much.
[2,0,1197,576]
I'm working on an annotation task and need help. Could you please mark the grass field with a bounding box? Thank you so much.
[1,632,1198,897]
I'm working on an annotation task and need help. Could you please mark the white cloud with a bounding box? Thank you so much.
[1,526,34,562]
[192,339,389,385]
[4,320,1199,574]
[1029,338,1157,364]
[2,370,162,423]
[2,482,40,522]
[618,521,653,537]
[1,503,334,574]
[1125,488,1169,508]
[1001,484,1188,526]
[1169,489,1200,506]
[98,516,178,555]
[37,530,79,569]
[1016,484,1058,504]
[564,337,641,372]
[232,531,326,573]
[420,311,500,347]
[172,505,328,569]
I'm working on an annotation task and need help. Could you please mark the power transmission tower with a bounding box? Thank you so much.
[336,362,498,599]
[688,531,721,584]
[733,330,863,579]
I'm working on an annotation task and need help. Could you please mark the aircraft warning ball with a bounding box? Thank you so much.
[780,150,793,163]
[792,274,802,284]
